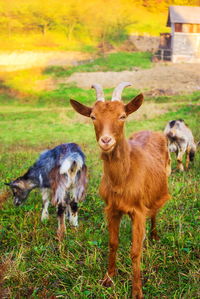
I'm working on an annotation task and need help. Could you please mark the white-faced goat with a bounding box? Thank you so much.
[5,143,87,239]
[70,82,171,298]
[164,119,197,171]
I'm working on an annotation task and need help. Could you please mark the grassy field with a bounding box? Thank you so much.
[44,52,153,77]
[0,84,199,298]
[0,52,152,96]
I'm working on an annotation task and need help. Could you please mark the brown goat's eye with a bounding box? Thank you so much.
[119,114,126,120]
[90,115,96,120]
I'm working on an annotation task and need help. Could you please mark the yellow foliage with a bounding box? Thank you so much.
[0,0,199,49]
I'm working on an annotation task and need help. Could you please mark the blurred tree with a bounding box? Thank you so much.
[0,0,199,45]
[0,0,24,36]
[27,0,61,35]
[82,0,133,48]
[53,0,83,41]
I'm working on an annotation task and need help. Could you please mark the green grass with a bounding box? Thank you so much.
[44,52,153,78]
[0,51,152,96]
[37,84,142,107]
[0,90,199,298]
[150,91,200,104]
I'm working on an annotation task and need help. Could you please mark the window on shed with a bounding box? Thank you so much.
[175,23,182,32]
[182,24,190,33]
[194,24,200,33]
[183,24,199,33]
[175,23,200,33]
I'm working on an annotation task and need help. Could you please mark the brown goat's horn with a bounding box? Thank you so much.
[111,82,132,101]
[91,84,105,102]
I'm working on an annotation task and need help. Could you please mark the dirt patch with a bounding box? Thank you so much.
[1,50,200,96]
[0,51,91,72]
[63,63,200,95]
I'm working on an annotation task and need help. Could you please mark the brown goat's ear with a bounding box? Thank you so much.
[125,93,144,115]
[70,99,92,117]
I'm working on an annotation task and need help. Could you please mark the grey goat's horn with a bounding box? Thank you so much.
[111,82,132,101]
[91,83,105,102]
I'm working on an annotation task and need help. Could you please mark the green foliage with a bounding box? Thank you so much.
[40,85,141,109]
[147,91,200,103]
[0,89,199,297]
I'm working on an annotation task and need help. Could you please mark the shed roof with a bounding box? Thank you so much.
[167,5,200,26]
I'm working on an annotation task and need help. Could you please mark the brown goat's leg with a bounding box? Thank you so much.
[101,210,122,287]
[150,214,160,241]
[131,212,145,299]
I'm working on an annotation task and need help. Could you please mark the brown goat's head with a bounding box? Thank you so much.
[70,82,144,153]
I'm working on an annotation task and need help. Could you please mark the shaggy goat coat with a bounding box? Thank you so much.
[6,143,87,238]
[164,119,197,170]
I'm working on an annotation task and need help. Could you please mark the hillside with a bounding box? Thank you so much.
[0,0,199,52]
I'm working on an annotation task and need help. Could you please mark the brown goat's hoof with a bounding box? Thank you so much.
[132,288,144,299]
[150,233,160,241]
[99,273,114,287]
[153,235,160,241]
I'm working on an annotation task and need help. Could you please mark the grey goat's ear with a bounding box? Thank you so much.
[4,181,20,188]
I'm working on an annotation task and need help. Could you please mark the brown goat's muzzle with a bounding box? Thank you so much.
[98,135,116,152]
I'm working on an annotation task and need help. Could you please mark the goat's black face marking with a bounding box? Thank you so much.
[169,120,176,128]
[70,201,78,213]
[70,161,76,172]
[169,136,177,142]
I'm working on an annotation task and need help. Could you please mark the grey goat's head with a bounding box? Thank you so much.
[5,179,32,206]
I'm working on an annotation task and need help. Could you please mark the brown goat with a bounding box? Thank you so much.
[70,82,171,298]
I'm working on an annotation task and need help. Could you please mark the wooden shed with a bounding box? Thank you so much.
[167,5,200,63]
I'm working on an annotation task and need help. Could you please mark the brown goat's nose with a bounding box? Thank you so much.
[100,136,112,144]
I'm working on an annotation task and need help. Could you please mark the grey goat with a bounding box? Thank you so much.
[5,143,87,239]
[164,119,197,171]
